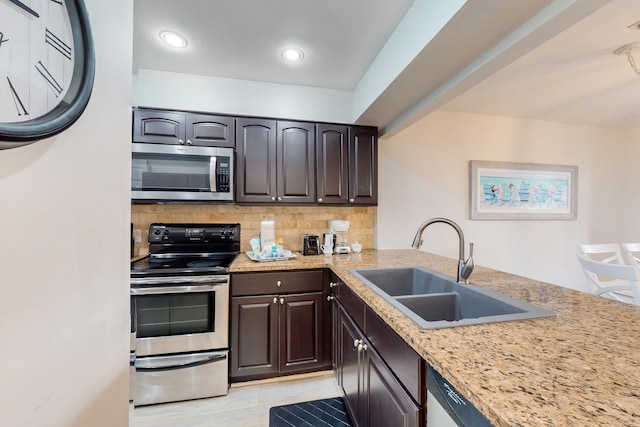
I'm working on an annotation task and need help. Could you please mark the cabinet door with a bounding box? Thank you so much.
[132,109,186,144]
[277,121,316,204]
[230,295,279,380]
[279,292,324,372]
[331,292,341,376]
[349,126,378,205]
[185,114,235,147]
[364,343,421,427]
[317,123,349,204]
[339,305,365,427]
[235,118,277,203]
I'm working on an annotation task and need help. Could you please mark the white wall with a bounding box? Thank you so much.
[0,1,132,426]
[377,110,637,291]
[133,69,353,124]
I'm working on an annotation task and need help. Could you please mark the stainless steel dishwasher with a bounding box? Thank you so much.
[427,365,493,426]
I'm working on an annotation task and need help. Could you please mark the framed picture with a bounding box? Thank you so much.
[469,160,577,220]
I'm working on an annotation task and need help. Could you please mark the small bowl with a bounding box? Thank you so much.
[351,243,362,253]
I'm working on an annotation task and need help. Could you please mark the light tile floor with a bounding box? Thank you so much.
[131,371,341,427]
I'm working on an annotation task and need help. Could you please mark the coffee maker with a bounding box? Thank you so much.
[329,220,350,254]
[302,234,320,255]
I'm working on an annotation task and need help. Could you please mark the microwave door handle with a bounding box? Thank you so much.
[136,353,227,372]
[130,284,221,295]
[209,155,217,192]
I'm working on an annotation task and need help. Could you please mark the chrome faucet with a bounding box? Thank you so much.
[411,217,474,284]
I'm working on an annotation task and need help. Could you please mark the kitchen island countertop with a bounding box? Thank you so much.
[230,249,640,427]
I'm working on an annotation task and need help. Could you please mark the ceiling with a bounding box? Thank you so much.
[133,0,640,135]
[133,0,414,91]
[443,0,640,129]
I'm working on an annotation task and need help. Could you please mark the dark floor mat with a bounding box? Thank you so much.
[269,397,352,427]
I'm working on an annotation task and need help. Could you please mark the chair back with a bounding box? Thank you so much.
[578,243,626,264]
[577,247,640,305]
[621,243,640,265]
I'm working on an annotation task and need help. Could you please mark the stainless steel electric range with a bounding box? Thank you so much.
[130,223,240,406]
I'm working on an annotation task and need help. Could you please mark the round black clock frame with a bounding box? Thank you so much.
[0,0,95,149]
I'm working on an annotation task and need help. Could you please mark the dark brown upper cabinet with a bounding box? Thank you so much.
[132,108,235,147]
[236,118,316,204]
[349,126,378,205]
[317,124,378,205]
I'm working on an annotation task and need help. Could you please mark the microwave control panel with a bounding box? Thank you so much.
[216,157,231,192]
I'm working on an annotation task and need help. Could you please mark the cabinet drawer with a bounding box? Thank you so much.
[338,284,365,330]
[232,270,323,296]
[365,307,425,405]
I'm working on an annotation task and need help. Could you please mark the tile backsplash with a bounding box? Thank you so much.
[131,204,376,256]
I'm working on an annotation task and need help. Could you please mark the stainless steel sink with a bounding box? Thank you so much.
[350,267,555,329]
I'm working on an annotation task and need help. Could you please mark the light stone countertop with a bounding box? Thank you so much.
[230,249,640,427]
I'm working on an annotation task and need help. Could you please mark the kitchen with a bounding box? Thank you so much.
[2,0,640,426]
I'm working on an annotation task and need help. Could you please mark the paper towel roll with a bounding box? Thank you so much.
[260,219,275,252]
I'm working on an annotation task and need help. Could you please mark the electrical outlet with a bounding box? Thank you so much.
[133,229,142,243]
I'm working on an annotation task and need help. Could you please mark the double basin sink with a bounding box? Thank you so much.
[350,267,555,329]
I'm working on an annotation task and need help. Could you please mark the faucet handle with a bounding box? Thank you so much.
[460,242,475,283]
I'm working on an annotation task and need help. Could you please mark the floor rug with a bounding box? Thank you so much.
[269,396,352,427]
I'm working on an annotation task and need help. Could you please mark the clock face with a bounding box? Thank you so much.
[0,0,94,148]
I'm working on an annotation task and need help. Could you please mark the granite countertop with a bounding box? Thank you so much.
[230,249,640,427]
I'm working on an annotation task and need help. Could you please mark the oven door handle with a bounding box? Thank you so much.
[130,283,224,295]
[135,352,227,372]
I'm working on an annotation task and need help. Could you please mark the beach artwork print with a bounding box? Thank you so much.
[470,161,577,220]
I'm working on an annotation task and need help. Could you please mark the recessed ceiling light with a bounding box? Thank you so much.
[282,48,304,63]
[159,31,188,48]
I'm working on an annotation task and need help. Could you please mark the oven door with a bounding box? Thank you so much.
[131,275,229,356]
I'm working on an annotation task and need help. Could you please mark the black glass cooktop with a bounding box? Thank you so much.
[130,252,238,277]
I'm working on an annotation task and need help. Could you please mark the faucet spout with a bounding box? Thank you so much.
[411,217,474,283]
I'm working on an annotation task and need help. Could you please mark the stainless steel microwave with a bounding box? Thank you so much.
[131,143,234,202]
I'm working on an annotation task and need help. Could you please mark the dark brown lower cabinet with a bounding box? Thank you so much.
[231,291,324,381]
[332,279,423,427]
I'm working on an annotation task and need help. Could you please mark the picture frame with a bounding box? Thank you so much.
[469,160,577,220]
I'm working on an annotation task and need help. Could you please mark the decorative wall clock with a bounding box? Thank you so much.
[0,0,95,149]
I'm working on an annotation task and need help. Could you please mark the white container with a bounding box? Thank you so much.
[260,219,276,252]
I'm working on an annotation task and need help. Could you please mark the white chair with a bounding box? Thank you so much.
[578,243,626,264]
[577,244,640,306]
[621,242,640,265]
